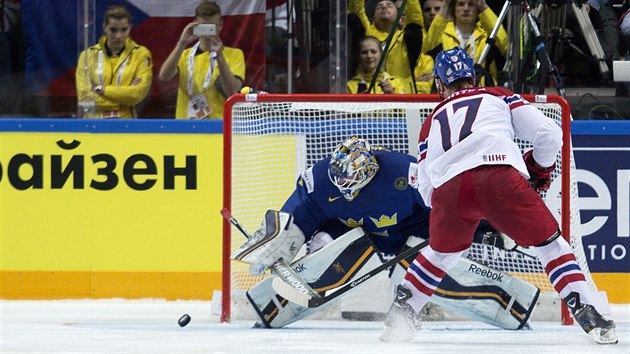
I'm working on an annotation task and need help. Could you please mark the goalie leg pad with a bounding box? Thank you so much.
[389,248,539,330]
[247,227,384,328]
[232,210,305,268]
[429,258,540,329]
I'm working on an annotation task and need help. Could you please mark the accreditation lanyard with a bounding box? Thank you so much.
[187,42,216,97]
[455,28,475,61]
[97,49,129,86]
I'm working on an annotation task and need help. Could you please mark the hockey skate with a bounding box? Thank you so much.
[380,285,421,342]
[565,292,618,344]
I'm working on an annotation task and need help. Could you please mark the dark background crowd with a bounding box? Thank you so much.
[1,0,630,119]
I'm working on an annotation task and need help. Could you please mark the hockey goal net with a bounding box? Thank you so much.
[222,93,597,324]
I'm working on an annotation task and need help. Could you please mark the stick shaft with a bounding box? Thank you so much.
[221,208,251,238]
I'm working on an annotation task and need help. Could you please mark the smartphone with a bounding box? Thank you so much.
[193,24,217,36]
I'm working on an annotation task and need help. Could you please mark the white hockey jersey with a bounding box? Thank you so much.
[416,87,562,207]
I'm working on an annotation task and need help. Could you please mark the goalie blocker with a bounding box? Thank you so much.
[247,227,539,329]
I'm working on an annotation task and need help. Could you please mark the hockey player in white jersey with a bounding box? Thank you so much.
[380,46,618,344]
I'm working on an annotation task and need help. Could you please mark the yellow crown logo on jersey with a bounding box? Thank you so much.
[370,213,397,228]
[341,218,364,228]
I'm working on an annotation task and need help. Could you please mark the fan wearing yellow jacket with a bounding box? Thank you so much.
[413,52,435,94]
[347,36,406,94]
[422,0,507,86]
[349,0,424,93]
[76,5,152,119]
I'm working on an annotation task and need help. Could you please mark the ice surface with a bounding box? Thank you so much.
[1,299,628,354]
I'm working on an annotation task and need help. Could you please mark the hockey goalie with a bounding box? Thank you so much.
[232,137,540,330]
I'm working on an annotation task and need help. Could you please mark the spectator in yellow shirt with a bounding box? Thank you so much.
[347,36,405,94]
[422,0,507,86]
[159,1,245,119]
[75,5,153,119]
[413,53,435,94]
[349,0,424,93]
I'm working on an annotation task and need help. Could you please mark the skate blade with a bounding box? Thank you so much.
[590,327,618,345]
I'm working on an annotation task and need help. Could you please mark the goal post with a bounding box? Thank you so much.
[222,93,595,325]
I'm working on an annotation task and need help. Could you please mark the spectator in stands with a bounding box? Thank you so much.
[158,1,244,119]
[422,0,508,86]
[395,0,436,93]
[422,0,443,29]
[413,49,435,94]
[347,36,405,94]
[349,0,424,93]
[75,5,153,119]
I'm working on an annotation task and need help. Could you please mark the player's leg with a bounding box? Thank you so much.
[481,166,617,344]
[381,171,478,342]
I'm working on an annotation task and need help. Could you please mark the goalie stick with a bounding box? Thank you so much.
[220,208,321,298]
[272,238,430,308]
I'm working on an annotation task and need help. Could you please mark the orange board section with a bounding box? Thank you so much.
[1,271,628,303]
[591,273,630,304]
[0,271,222,300]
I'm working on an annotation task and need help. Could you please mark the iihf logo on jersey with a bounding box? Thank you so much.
[482,154,507,162]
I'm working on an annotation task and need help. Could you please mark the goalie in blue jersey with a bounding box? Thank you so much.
[233,137,540,330]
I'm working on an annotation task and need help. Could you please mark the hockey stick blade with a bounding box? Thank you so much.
[221,208,321,298]
[272,238,430,308]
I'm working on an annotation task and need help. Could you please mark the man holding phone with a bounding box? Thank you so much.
[159,1,245,119]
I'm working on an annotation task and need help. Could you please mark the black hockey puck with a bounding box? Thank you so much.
[178,314,191,327]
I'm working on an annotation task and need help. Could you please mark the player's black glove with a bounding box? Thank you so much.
[523,150,555,193]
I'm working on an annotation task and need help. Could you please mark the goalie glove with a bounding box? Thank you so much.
[231,210,305,272]
[523,149,555,193]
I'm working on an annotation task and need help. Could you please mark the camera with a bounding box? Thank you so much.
[193,24,217,36]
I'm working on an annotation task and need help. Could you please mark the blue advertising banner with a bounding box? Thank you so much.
[573,121,630,273]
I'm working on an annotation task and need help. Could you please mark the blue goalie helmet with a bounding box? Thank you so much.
[328,137,379,201]
[433,46,475,86]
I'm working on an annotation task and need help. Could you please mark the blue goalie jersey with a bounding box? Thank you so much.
[281,149,430,255]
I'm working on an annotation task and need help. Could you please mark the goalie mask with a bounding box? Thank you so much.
[328,137,379,201]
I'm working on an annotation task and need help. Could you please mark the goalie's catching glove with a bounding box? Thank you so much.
[523,149,555,193]
[231,210,305,273]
